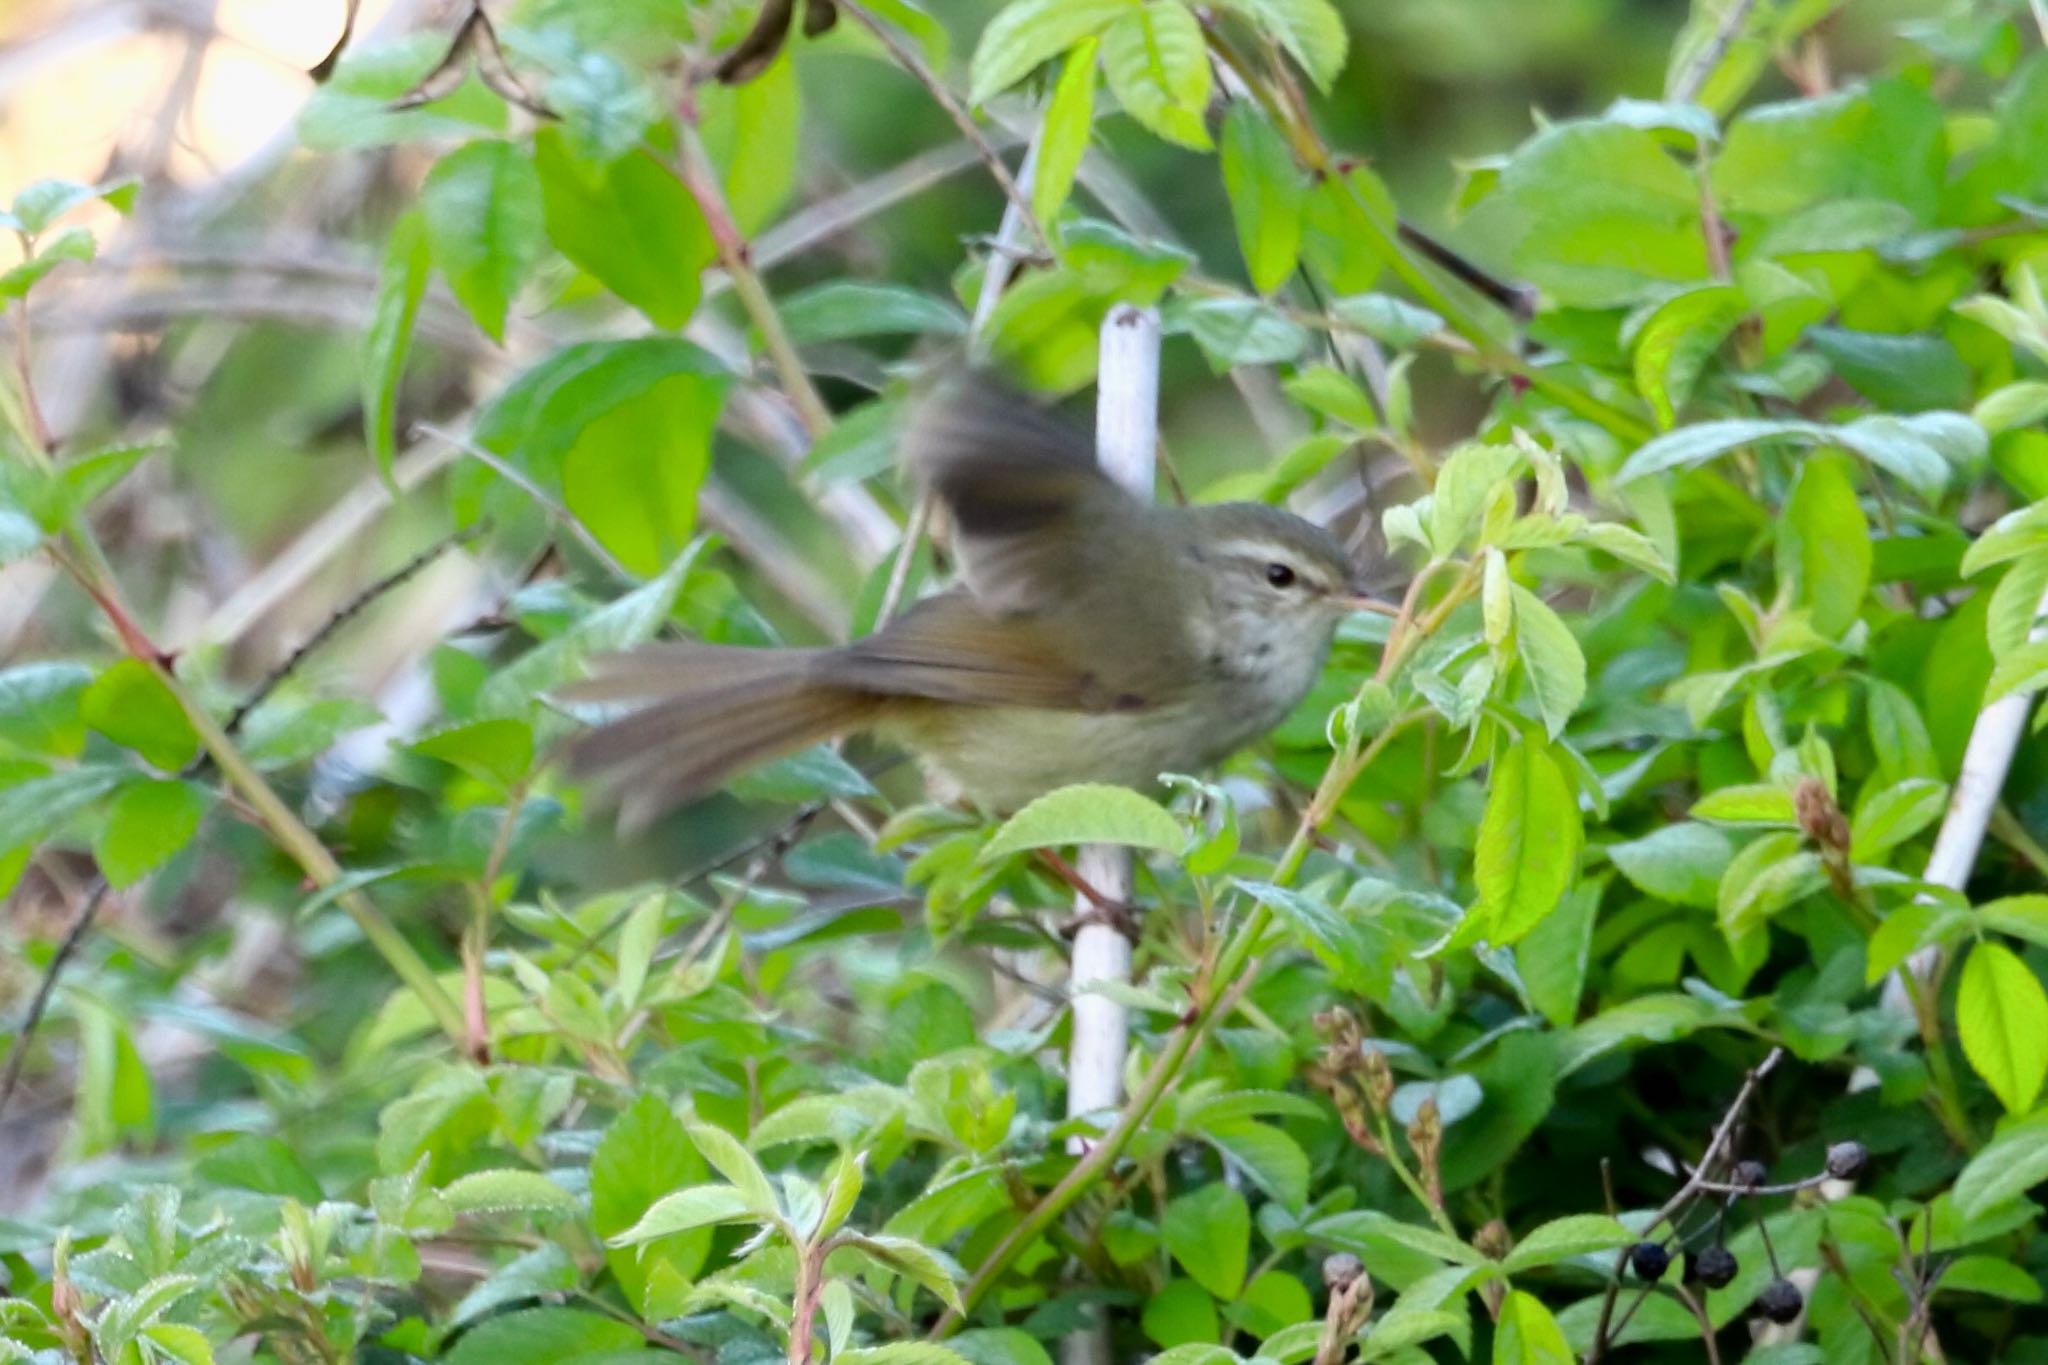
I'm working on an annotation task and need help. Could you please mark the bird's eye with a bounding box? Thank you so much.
[1265,562,1297,588]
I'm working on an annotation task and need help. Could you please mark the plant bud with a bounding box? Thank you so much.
[1731,1159,1768,1190]
[1322,1253,1365,1291]
[1793,777,1849,851]
[1361,1047,1395,1113]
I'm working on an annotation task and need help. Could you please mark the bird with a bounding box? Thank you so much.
[562,372,1387,829]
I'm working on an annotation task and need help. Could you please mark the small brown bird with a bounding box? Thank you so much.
[565,374,1386,828]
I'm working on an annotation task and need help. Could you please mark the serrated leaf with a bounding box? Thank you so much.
[1101,1,1212,149]
[1510,586,1585,739]
[1163,1182,1249,1299]
[1220,102,1304,294]
[607,1183,757,1245]
[1849,778,1947,862]
[969,0,1130,105]
[441,1169,577,1214]
[362,211,429,485]
[422,139,543,342]
[844,1233,965,1311]
[779,281,966,345]
[1953,1109,2048,1218]
[1606,822,1731,908]
[1501,1215,1632,1272]
[1690,783,1797,825]
[1958,941,2048,1115]
[94,779,205,888]
[983,783,1184,860]
[80,659,198,770]
[1468,739,1580,945]
[533,128,714,330]
[1212,0,1347,90]
[1033,39,1099,232]
[687,1120,778,1214]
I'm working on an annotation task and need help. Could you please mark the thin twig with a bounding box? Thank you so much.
[836,0,1047,251]
[0,881,110,1125]
[1670,0,1761,104]
[874,492,930,626]
[1673,1284,1723,1365]
[414,422,636,582]
[220,524,484,738]
[673,114,835,440]
[1587,1047,1784,1364]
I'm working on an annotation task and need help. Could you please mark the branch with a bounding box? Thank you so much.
[0,880,110,1125]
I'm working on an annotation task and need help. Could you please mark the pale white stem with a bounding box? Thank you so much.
[968,137,1043,352]
[1060,303,1159,1365]
[1877,582,2048,1017]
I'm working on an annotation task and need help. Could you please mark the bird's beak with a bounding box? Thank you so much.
[1330,593,1401,617]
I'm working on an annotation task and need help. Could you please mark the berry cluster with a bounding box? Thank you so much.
[1619,1140,1871,1333]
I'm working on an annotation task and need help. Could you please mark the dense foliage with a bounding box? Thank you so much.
[4,0,2048,1361]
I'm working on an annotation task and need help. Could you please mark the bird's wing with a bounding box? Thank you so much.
[903,372,1133,616]
[820,590,1148,713]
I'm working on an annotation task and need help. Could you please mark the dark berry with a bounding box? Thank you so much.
[1689,1244,1739,1289]
[1756,1277,1803,1324]
[1731,1159,1769,1189]
[1825,1140,1870,1181]
[1629,1241,1670,1281]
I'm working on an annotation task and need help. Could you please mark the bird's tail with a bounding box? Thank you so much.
[560,643,878,829]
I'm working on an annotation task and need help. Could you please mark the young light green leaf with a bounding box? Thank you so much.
[1501,1215,1633,1272]
[1033,38,1099,232]
[1980,895,2048,950]
[1510,586,1586,739]
[1211,0,1348,90]
[1101,1,1213,150]
[1849,778,1947,862]
[1958,941,2048,1115]
[1961,500,2048,578]
[1493,1290,1573,1364]
[1777,454,1870,637]
[1689,783,1797,826]
[362,210,430,485]
[1953,1109,2048,1218]
[533,129,714,330]
[95,780,205,889]
[1606,823,1732,908]
[441,1169,577,1214]
[1988,550,2048,661]
[1469,739,1580,945]
[686,1121,779,1215]
[421,140,542,342]
[1163,1182,1250,1299]
[1220,102,1305,294]
[1630,283,1742,428]
[843,1233,965,1311]
[81,659,199,771]
[969,0,1129,105]
[983,783,1184,860]
[606,1184,757,1246]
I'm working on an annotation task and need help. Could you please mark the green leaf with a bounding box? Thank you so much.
[1941,1254,2044,1303]
[0,228,95,299]
[1220,103,1305,294]
[94,779,204,888]
[1716,831,1822,936]
[1809,326,1971,413]
[1201,1119,1310,1212]
[0,764,130,860]
[1332,293,1443,349]
[1606,822,1731,908]
[969,0,1131,105]
[687,1119,779,1214]
[80,659,199,770]
[607,1184,757,1245]
[1962,500,2048,578]
[837,1347,974,1365]
[591,1094,711,1313]
[1163,1182,1250,1299]
[1493,1290,1573,1364]
[1033,38,1099,232]
[1101,1,1212,150]
[410,717,535,791]
[1712,79,1945,221]
[533,127,715,330]
[1953,1109,2048,1218]
[1510,586,1585,739]
[1975,381,2048,436]
[1980,895,2048,951]
[1777,454,1870,638]
[298,33,507,150]
[485,545,698,711]
[421,140,544,343]
[1985,639,2048,707]
[1849,778,1947,862]
[696,49,801,233]
[1690,783,1796,825]
[1988,551,2048,660]
[1958,941,2048,1115]
[1495,121,1704,308]
[362,210,429,484]
[1469,739,1580,945]
[443,1307,660,1365]
[1502,1215,1633,1272]
[441,1169,577,1214]
[1518,881,1598,1028]
[983,783,1184,860]
[451,1244,580,1328]
[1176,296,1309,368]
[1236,881,1382,991]
[193,1134,322,1202]
[843,1233,966,1312]
[779,281,967,344]
[0,661,91,755]
[1211,0,1347,91]
[1617,415,1970,499]
[1631,283,1742,428]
